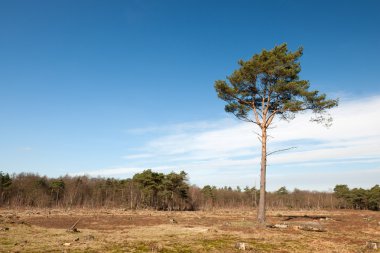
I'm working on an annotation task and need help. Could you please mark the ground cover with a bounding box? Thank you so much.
[1,208,379,252]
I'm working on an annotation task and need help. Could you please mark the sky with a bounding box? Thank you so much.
[0,0,379,191]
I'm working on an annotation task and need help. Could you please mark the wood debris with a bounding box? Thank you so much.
[67,219,80,233]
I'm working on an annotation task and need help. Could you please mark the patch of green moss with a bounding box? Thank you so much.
[226,239,276,252]
[162,244,193,253]
[201,238,231,249]
[67,249,99,253]
[0,238,14,246]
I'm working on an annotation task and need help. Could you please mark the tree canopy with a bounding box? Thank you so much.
[215,43,338,127]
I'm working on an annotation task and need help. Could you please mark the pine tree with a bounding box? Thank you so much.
[215,44,338,224]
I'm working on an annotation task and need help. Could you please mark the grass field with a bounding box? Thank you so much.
[1,208,379,252]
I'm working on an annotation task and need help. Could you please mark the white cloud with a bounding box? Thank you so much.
[83,95,380,190]
[73,165,184,179]
[73,167,145,177]
[122,153,154,160]
[267,168,380,191]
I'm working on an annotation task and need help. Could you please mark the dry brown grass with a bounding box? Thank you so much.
[1,208,379,252]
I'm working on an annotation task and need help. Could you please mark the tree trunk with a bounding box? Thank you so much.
[56,190,59,207]
[130,186,133,209]
[257,126,267,224]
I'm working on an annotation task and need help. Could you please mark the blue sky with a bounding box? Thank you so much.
[1,0,379,191]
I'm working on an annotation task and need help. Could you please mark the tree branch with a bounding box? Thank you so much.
[233,113,261,126]
[252,102,262,125]
[251,130,262,138]
[265,110,277,127]
[266,147,296,157]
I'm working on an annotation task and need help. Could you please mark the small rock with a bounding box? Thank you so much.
[84,235,95,240]
[63,243,71,246]
[235,242,246,251]
[366,241,380,249]
[150,242,164,252]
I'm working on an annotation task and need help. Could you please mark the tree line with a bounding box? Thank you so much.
[334,184,380,211]
[0,171,378,211]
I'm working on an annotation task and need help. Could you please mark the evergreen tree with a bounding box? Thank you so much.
[215,44,338,224]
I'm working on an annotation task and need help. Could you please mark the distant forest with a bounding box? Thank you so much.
[0,170,379,211]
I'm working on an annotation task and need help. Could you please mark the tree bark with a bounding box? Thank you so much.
[257,126,267,224]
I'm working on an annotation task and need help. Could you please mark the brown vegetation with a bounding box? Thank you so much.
[1,208,379,252]
[1,172,379,252]
[1,171,343,211]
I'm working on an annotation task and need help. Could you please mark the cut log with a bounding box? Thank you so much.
[267,224,288,229]
[282,215,330,221]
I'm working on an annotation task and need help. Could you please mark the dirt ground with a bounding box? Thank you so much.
[0,208,379,252]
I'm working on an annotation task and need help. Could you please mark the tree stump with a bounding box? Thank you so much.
[366,241,380,249]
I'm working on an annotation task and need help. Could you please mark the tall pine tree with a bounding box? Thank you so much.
[215,44,338,224]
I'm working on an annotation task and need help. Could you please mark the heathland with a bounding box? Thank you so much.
[1,171,380,252]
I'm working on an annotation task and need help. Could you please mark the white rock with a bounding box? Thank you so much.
[235,242,246,250]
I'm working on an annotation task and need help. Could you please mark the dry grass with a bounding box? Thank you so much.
[1,208,379,252]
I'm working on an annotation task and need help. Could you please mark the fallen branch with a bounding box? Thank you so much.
[67,219,80,233]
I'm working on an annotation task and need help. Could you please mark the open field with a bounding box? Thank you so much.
[0,208,379,252]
